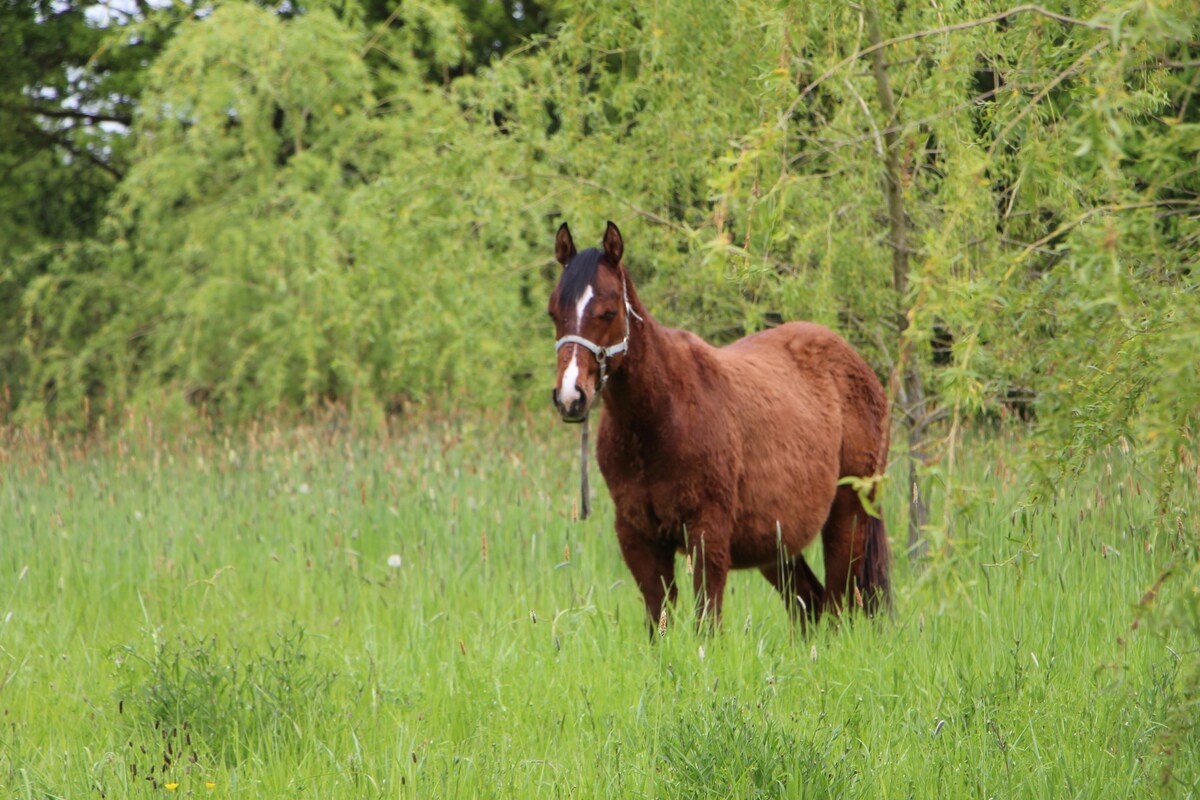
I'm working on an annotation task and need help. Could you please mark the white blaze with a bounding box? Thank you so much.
[558,285,594,407]
[560,351,581,406]
[574,285,594,326]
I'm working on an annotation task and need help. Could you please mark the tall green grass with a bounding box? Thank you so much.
[0,413,1195,797]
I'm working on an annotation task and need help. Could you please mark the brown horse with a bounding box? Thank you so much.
[549,222,891,630]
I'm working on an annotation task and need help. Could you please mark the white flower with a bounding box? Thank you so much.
[386,554,402,568]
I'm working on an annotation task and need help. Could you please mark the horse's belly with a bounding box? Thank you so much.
[729,441,839,567]
[727,501,828,568]
[598,386,843,567]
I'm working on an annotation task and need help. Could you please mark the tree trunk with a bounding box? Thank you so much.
[864,4,929,561]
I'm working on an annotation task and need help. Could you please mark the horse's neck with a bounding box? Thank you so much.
[602,314,690,431]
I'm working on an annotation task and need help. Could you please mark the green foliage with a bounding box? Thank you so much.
[1,0,564,424]
[689,3,1199,472]
[7,1,1196,473]
[0,0,141,244]
[658,698,854,798]
[18,3,548,421]
[114,624,338,767]
[0,0,178,410]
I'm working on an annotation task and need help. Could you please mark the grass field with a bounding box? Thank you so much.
[1,412,1196,798]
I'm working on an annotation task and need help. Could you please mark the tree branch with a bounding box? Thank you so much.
[863,4,932,560]
[789,84,1007,164]
[784,4,1111,124]
[5,103,133,127]
[864,7,910,328]
[1006,199,1200,273]
[509,173,691,233]
[986,41,1107,161]
[18,119,125,182]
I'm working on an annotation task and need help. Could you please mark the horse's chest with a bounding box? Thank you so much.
[596,425,719,540]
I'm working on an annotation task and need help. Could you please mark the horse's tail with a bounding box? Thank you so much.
[864,376,892,614]
[859,511,892,615]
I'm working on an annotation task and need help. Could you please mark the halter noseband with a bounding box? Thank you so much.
[555,278,642,393]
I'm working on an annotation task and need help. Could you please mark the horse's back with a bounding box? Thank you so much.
[720,321,888,478]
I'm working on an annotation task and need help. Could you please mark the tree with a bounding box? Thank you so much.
[8,0,1199,500]
[2,0,566,420]
[0,0,147,406]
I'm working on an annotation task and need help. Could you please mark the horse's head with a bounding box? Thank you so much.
[548,221,637,423]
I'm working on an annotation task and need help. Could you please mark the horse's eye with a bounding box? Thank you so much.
[601,310,617,321]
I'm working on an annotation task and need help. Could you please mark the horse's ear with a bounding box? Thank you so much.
[555,222,577,267]
[602,221,623,267]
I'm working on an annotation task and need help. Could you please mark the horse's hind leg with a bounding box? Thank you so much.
[820,486,872,616]
[759,555,824,627]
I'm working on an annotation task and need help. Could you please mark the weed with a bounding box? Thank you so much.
[113,622,337,768]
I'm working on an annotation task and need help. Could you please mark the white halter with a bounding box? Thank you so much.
[554,278,642,392]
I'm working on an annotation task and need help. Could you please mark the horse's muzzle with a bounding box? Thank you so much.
[552,386,589,423]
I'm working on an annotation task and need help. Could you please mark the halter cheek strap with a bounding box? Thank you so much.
[554,278,641,393]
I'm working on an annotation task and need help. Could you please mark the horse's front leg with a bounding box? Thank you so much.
[685,521,732,628]
[616,517,678,635]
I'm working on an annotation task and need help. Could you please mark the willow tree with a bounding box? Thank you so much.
[15,0,1200,496]
[629,1,1200,550]
[18,1,553,422]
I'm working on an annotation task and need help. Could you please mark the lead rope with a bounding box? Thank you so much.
[570,278,641,522]
[579,414,591,520]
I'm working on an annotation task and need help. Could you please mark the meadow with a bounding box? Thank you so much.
[0,411,1195,798]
